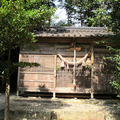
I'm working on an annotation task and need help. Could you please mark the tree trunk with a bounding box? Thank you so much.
[4,78,10,120]
[4,41,11,120]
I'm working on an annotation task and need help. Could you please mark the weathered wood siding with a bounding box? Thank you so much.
[17,42,115,94]
[93,49,115,93]
[18,54,55,92]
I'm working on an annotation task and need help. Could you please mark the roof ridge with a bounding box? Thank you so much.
[42,26,107,30]
[34,26,113,38]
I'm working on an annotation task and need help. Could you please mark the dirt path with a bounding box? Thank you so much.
[0,93,120,120]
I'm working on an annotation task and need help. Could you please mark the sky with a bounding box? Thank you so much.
[52,1,67,24]
[53,8,80,26]
[54,7,67,23]
[52,1,80,27]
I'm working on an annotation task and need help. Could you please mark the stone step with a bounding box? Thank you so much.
[51,110,105,120]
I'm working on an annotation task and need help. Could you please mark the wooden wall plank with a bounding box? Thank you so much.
[18,42,115,94]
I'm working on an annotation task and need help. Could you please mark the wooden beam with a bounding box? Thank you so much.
[19,87,53,92]
[19,71,54,74]
[55,87,91,93]
[20,79,54,83]
[36,37,105,44]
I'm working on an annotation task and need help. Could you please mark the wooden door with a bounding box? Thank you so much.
[76,63,91,93]
[56,56,74,88]
[56,56,91,93]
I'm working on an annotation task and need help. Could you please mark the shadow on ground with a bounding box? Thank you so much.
[0,93,70,120]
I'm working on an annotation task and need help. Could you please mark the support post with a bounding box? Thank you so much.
[73,40,76,91]
[53,55,57,99]
[91,45,94,99]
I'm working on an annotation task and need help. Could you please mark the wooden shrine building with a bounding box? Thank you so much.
[17,27,116,98]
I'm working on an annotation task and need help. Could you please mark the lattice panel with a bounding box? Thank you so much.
[56,56,91,88]
[92,75,114,92]
[93,56,114,75]
[93,55,115,92]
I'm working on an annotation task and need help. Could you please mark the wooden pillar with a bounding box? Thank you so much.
[91,45,94,99]
[53,55,57,99]
[17,54,21,96]
[73,41,76,90]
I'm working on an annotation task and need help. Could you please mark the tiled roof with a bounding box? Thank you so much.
[33,26,113,38]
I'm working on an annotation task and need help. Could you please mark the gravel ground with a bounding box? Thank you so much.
[0,93,120,114]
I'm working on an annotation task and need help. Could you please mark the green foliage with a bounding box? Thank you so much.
[0,0,55,49]
[86,65,92,70]
[63,0,101,26]
[15,62,40,68]
[56,65,61,71]
[87,0,120,28]
[87,0,120,100]
[64,0,76,25]
[0,1,56,118]
[0,0,56,79]
[62,0,120,27]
